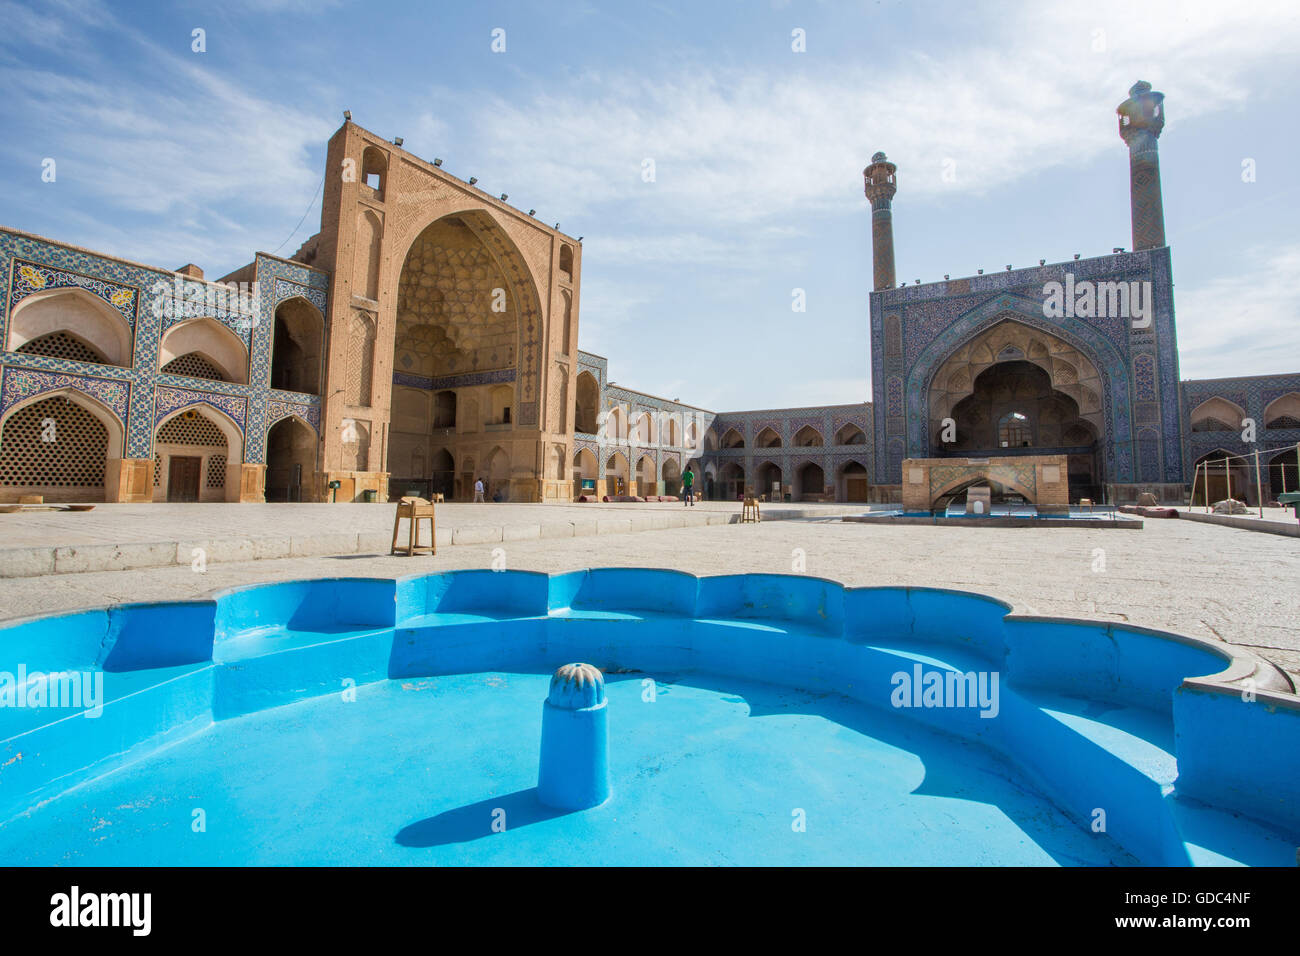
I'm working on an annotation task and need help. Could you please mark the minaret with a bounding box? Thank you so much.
[1117,81,1167,251]
[863,152,898,291]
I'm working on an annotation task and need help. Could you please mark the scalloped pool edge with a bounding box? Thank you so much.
[1,568,1297,865]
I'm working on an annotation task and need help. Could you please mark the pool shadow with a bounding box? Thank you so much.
[397,788,571,847]
[672,674,1140,867]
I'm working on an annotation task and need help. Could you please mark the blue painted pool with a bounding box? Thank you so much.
[0,569,1296,866]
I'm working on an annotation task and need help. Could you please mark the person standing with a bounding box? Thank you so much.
[682,466,695,506]
[473,477,486,502]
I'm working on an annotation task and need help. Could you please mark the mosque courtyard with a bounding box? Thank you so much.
[2,501,1297,689]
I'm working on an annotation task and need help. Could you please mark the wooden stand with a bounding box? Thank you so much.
[741,494,761,523]
[391,497,436,556]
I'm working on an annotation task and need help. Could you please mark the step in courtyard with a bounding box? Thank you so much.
[0,501,866,579]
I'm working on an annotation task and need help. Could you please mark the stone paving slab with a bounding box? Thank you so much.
[1,512,1297,691]
[0,501,863,579]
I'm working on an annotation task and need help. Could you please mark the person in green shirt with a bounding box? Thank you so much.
[682,467,695,506]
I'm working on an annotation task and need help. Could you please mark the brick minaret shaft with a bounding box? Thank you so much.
[1117,81,1167,251]
[863,152,898,291]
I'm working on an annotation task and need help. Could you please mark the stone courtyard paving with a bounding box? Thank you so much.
[0,500,862,576]
[1,504,1297,689]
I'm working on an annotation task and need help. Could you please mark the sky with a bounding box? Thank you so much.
[1,0,1297,412]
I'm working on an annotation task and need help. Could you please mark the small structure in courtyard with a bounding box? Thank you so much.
[902,455,1069,515]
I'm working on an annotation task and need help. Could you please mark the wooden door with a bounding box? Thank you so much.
[167,456,201,502]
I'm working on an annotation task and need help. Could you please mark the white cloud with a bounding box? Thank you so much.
[1175,243,1300,380]
[410,0,1300,233]
[0,1,330,269]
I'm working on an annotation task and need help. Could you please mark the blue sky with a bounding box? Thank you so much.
[2,0,1297,411]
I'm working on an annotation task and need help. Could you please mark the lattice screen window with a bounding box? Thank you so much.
[15,331,106,364]
[206,454,227,489]
[157,413,226,446]
[0,396,107,487]
[153,453,162,486]
[161,352,226,382]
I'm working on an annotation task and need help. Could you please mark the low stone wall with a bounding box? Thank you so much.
[902,455,1070,513]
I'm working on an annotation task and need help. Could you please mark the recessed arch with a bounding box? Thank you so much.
[755,426,781,448]
[0,388,125,502]
[156,403,243,464]
[361,145,388,199]
[1,387,125,458]
[661,456,682,495]
[264,414,316,502]
[8,287,133,368]
[796,461,826,500]
[433,389,457,429]
[394,208,545,417]
[560,290,574,355]
[720,427,744,449]
[573,447,598,478]
[837,459,870,502]
[1190,396,1245,433]
[158,317,249,384]
[153,404,243,502]
[792,425,824,447]
[488,384,514,425]
[1263,392,1300,430]
[910,304,1127,477]
[1267,446,1299,499]
[387,208,546,484]
[634,412,655,445]
[928,319,1106,442]
[636,454,656,490]
[1191,448,1252,506]
[271,296,324,394]
[575,372,599,434]
[756,460,783,498]
[664,415,680,447]
[606,405,627,442]
[719,461,746,499]
[835,423,867,446]
[605,450,630,495]
[354,208,383,300]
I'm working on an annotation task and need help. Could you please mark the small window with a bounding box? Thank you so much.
[998,412,1030,448]
[361,146,387,200]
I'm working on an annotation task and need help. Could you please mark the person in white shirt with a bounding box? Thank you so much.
[473,478,485,502]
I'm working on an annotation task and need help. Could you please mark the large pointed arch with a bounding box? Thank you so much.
[907,295,1130,477]
[395,208,546,429]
